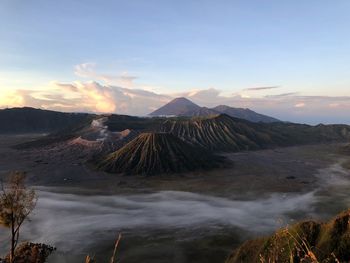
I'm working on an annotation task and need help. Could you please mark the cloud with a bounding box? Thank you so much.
[1,78,350,124]
[53,82,78,92]
[74,63,138,88]
[173,88,222,106]
[294,102,306,108]
[0,81,170,115]
[244,86,280,91]
[329,103,339,108]
[56,82,169,115]
[266,92,299,98]
[52,81,170,114]
[74,63,97,78]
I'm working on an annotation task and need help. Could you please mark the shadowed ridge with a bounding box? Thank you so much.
[0,107,93,134]
[213,105,280,123]
[96,132,224,175]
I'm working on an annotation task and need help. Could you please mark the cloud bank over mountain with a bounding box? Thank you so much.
[1,81,350,124]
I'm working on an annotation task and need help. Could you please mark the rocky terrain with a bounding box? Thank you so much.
[14,116,139,158]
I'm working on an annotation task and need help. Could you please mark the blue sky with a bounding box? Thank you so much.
[1,0,350,123]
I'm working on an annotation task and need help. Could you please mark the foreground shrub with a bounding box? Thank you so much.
[0,242,55,263]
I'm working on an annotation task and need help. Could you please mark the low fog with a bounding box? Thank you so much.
[6,190,316,253]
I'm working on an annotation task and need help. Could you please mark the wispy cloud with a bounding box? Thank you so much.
[266,92,299,98]
[74,62,138,88]
[243,86,280,91]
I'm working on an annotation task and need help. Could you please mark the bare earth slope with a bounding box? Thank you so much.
[97,132,224,175]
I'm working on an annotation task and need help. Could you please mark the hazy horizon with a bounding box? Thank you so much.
[1,96,350,125]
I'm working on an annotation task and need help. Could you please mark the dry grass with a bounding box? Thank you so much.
[227,210,350,263]
[85,234,122,263]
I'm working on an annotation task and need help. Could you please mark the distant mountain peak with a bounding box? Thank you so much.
[171,97,196,104]
[163,97,199,108]
[150,98,280,123]
[149,97,200,116]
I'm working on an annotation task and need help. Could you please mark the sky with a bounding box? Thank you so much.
[1,0,350,124]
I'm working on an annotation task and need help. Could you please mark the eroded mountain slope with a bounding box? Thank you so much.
[97,132,224,175]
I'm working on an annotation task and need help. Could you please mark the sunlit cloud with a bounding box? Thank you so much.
[294,102,305,108]
[74,62,138,88]
[0,90,25,107]
[1,82,350,123]
[329,103,339,108]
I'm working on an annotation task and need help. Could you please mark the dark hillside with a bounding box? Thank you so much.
[0,107,92,134]
[213,105,280,123]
